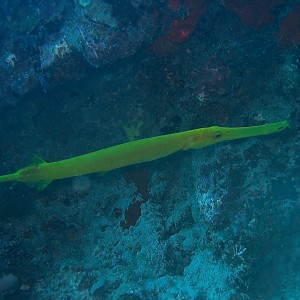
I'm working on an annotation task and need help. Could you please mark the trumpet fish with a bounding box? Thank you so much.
[0,120,289,190]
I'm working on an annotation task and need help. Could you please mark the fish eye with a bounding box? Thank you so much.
[215,133,222,139]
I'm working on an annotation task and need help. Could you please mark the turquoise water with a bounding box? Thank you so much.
[0,1,299,299]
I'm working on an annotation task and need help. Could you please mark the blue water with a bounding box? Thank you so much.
[0,1,299,299]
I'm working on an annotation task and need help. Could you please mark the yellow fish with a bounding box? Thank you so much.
[0,120,289,190]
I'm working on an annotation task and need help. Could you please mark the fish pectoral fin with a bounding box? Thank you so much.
[31,180,53,191]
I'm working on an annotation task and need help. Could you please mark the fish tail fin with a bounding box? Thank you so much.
[0,173,18,183]
[0,155,53,190]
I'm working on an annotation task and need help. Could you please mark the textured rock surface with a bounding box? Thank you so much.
[0,1,299,299]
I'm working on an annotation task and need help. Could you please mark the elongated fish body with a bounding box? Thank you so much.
[0,120,289,189]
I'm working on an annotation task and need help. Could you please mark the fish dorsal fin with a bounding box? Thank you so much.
[31,154,47,166]
[29,155,52,190]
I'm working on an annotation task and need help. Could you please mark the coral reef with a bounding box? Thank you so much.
[277,5,300,47]
[0,0,157,105]
[152,0,208,55]
[224,0,284,29]
[0,1,299,299]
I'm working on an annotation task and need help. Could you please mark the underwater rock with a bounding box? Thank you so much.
[224,0,284,29]
[0,273,19,297]
[78,0,118,28]
[152,0,208,55]
[277,5,300,47]
[0,0,157,104]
